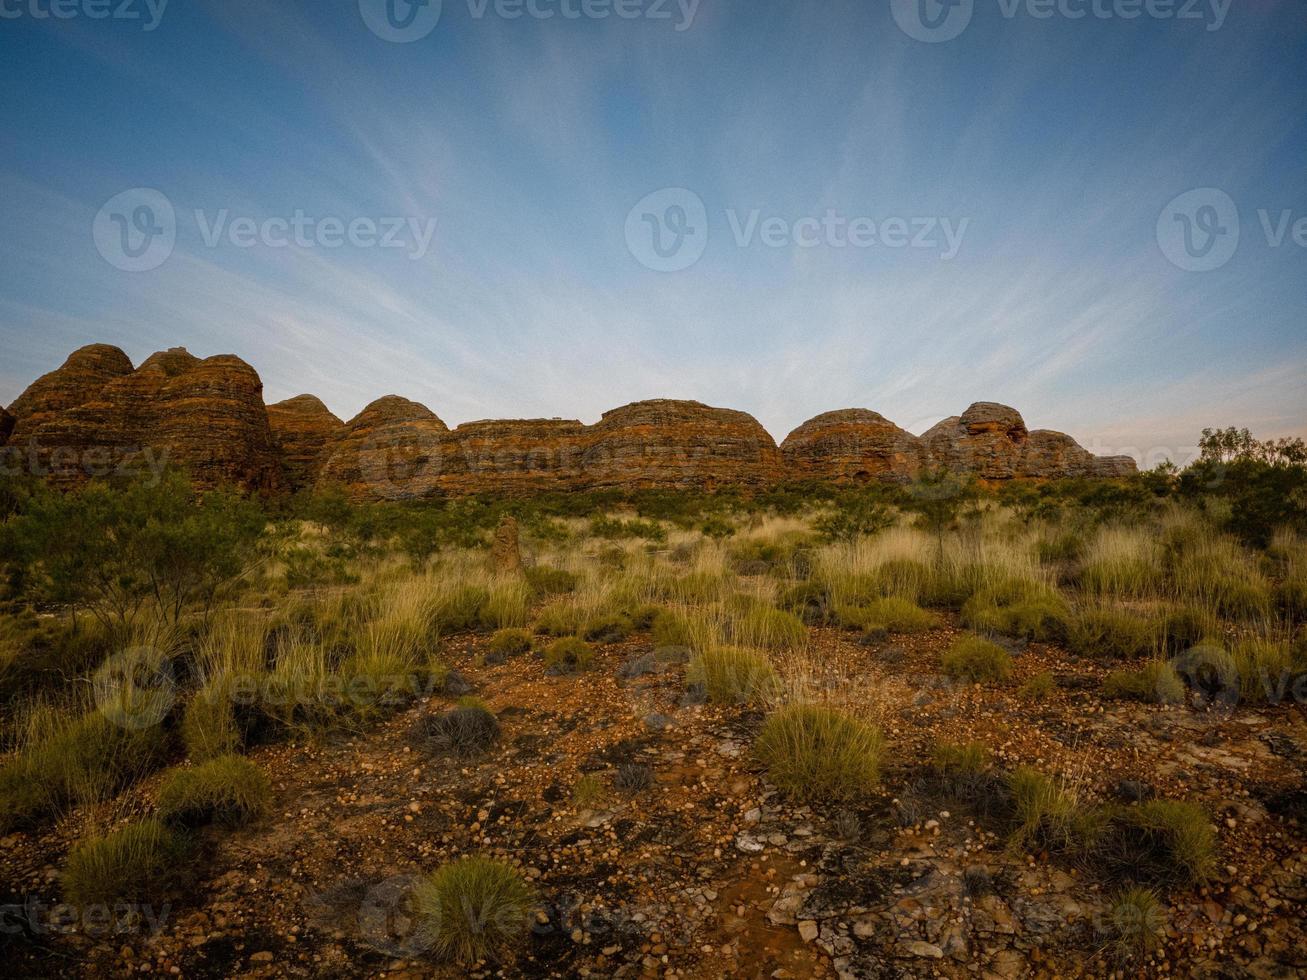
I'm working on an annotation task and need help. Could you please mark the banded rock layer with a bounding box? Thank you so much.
[4,344,1137,497]
[3,345,281,491]
[316,399,784,500]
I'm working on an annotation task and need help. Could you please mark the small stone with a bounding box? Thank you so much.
[903,941,944,959]
[798,920,819,942]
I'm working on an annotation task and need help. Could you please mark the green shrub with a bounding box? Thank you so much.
[1019,671,1056,701]
[687,646,779,705]
[1067,608,1154,660]
[1008,767,1091,855]
[581,613,632,643]
[1232,639,1295,705]
[156,754,271,828]
[942,635,1012,683]
[486,628,533,661]
[544,637,594,674]
[962,582,1070,643]
[1168,643,1238,706]
[755,704,883,802]
[728,606,807,651]
[853,596,940,634]
[62,819,190,908]
[651,609,692,648]
[572,773,606,809]
[871,558,932,602]
[534,601,583,637]
[182,680,242,762]
[1104,888,1167,962]
[1094,800,1216,885]
[433,586,490,633]
[480,581,531,630]
[931,741,990,775]
[1104,661,1185,704]
[1155,605,1218,657]
[412,856,536,964]
[0,711,170,833]
[524,565,578,597]
[618,602,662,630]
[413,701,500,757]
[779,582,831,625]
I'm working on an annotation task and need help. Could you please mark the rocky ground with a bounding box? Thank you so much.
[3,618,1305,979]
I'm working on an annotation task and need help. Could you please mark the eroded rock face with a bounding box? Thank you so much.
[316,396,450,499]
[316,399,783,499]
[267,395,344,492]
[5,346,282,491]
[920,403,1136,480]
[7,345,1138,495]
[7,344,134,445]
[582,400,782,491]
[780,410,928,484]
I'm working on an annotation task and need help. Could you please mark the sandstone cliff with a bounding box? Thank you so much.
[918,402,1136,480]
[315,399,784,500]
[267,395,344,491]
[780,409,928,484]
[315,396,450,499]
[5,345,1139,497]
[7,344,134,446]
[4,345,281,491]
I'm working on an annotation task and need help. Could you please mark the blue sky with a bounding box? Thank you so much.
[1,0,1303,465]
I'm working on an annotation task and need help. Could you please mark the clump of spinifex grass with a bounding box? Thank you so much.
[411,856,536,964]
[942,635,1012,683]
[0,708,171,834]
[1103,888,1167,963]
[1080,527,1162,599]
[156,754,271,828]
[1104,661,1186,704]
[961,579,1070,642]
[755,703,883,803]
[1067,605,1155,660]
[62,819,191,909]
[687,646,780,705]
[838,596,940,634]
[543,637,594,674]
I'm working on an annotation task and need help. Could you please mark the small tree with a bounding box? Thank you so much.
[813,493,895,543]
[906,468,977,557]
[5,471,264,631]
